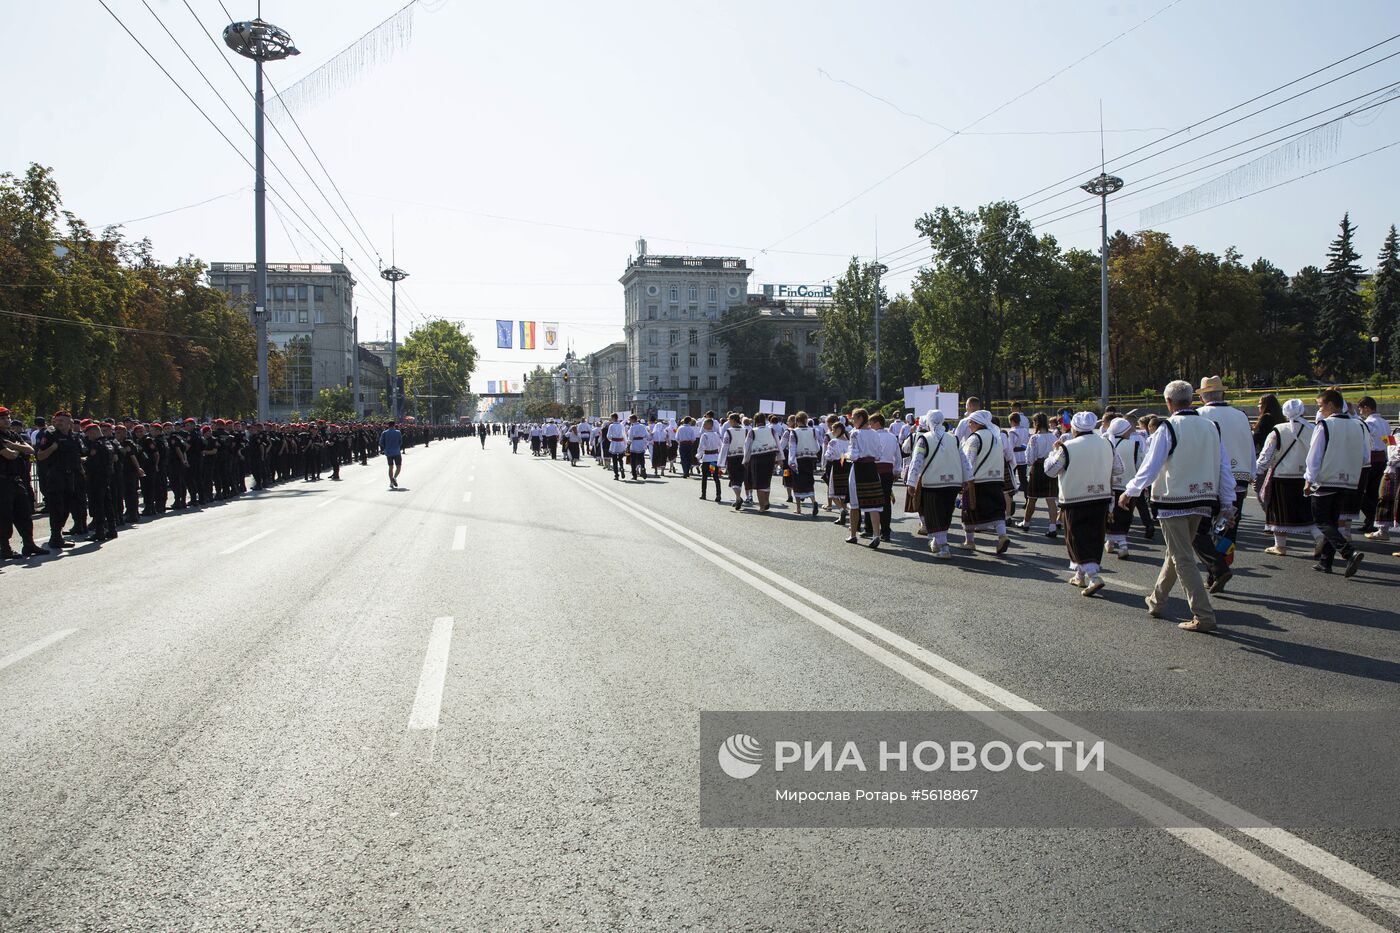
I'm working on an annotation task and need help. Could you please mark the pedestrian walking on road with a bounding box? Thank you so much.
[1305,388,1367,578]
[1120,379,1238,632]
[380,422,404,489]
[1044,411,1124,597]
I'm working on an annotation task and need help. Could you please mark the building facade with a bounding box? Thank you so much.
[208,262,355,420]
[583,341,630,418]
[356,345,388,417]
[618,245,752,419]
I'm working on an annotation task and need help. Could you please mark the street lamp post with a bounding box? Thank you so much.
[223,18,298,423]
[1372,335,1380,373]
[1080,172,1124,412]
[380,265,409,419]
[872,261,887,401]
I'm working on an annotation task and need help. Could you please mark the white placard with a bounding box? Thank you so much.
[937,392,960,419]
[657,409,677,422]
[905,388,940,415]
[758,399,787,415]
[902,384,939,408]
[617,410,633,422]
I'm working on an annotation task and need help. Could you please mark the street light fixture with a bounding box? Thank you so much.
[223,18,299,423]
[1372,335,1381,373]
[1080,171,1124,412]
[380,265,409,419]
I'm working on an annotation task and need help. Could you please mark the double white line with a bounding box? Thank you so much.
[562,469,1400,931]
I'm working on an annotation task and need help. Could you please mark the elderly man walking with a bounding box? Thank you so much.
[1119,380,1237,633]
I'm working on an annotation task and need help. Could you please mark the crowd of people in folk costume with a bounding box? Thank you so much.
[492,376,1396,634]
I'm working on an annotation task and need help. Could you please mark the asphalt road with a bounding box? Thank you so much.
[3,437,1399,931]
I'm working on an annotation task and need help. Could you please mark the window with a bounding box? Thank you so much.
[806,330,818,345]
[230,283,244,297]
[272,285,284,301]
[708,286,716,302]
[806,352,817,369]
[671,376,680,390]
[648,353,658,368]
[648,330,658,345]
[668,305,678,316]
[649,375,658,388]
[647,304,657,320]
[669,286,678,301]
[298,309,308,324]
[669,353,678,369]
[708,376,717,389]
[297,285,308,302]
[707,353,717,368]
[782,329,793,344]
[688,286,697,301]
[669,330,678,345]
[689,376,698,389]
[688,329,698,345]
[314,285,326,303]
[315,309,326,325]
[688,353,697,367]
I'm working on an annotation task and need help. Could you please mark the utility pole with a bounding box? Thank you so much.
[223,18,298,421]
[351,314,361,417]
[872,259,887,401]
[1080,106,1124,412]
[380,265,408,419]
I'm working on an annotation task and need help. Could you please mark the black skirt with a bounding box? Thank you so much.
[1264,474,1313,528]
[793,456,817,496]
[726,454,746,487]
[1026,458,1058,499]
[748,451,777,491]
[1063,500,1110,566]
[918,486,960,533]
[964,480,1006,526]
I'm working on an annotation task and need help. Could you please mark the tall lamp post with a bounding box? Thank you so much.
[223,18,298,422]
[1372,335,1381,373]
[872,261,887,401]
[1080,172,1124,411]
[380,265,409,419]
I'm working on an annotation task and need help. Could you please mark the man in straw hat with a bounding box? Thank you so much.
[1044,411,1124,596]
[1196,374,1256,593]
[1120,380,1237,632]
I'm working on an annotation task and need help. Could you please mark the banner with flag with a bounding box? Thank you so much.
[543,322,560,350]
[501,379,510,393]
[487,380,497,394]
[496,320,512,349]
[519,320,537,350]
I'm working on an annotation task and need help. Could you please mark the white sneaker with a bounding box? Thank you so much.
[1069,573,1085,587]
[932,544,952,558]
[1263,545,1287,556]
[958,540,978,552]
[1365,529,1390,541]
[1082,575,1106,597]
[1116,545,1130,560]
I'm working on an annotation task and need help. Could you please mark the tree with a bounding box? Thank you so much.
[521,365,560,422]
[311,384,355,421]
[1315,213,1366,380]
[876,295,922,395]
[398,319,478,423]
[820,258,883,400]
[1371,225,1400,375]
[911,201,1044,400]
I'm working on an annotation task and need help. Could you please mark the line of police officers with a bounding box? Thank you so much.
[1,408,462,558]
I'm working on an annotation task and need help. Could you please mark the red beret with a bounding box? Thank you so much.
[81,419,98,430]
[201,425,212,432]
[53,410,72,419]
[183,417,196,424]
[0,406,9,415]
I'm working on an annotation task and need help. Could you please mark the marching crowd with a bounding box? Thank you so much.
[501,377,1397,634]
[0,408,464,560]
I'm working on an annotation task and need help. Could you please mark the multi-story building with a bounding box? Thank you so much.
[748,289,831,412]
[208,262,355,420]
[356,346,388,417]
[583,341,630,418]
[619,242,752,419]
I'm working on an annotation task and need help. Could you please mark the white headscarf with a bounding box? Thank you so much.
[970,410,994,429]
[1070,411,1099,433]
[1282,398,1304,422]
[923,409,944,432]
[1108,417,1133,438]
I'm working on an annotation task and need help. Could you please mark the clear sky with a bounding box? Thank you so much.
[11,0,1400,391]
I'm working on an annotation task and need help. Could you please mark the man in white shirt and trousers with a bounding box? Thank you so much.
[1196,375,1255,594]
[1306,388,1367,578]
[1120,380,1237,633]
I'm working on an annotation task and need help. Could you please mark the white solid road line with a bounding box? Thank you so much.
[452,525,467,550]
[563,470,1400,930]
[0,629,78,673]
[462,490,473,503]
[219,528,279,555]
[408,616,455,730]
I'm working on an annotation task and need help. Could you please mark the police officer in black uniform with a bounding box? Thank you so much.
[34,411,85,548]
[0,406,48,559]
[82,420,118,543]
[114,423,143,524]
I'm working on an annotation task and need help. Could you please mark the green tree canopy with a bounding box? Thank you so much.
[399,319,478,423]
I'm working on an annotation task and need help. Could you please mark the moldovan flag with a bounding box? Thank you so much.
[500,379,510,393]
[496,320,512,349]
[519,320,536,350]
[543,322,560,350]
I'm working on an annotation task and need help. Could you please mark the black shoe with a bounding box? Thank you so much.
[1344,552,1364,578]
[22,543,49,557]
[831,514,845,524]
[1208,569,1232,594]
[0,549,15,561]
[1046,528,1058,539]
[1144,526,1156,541]
[880,534,891,542]
[1312,562,1332,574]
[868,537,881,549]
